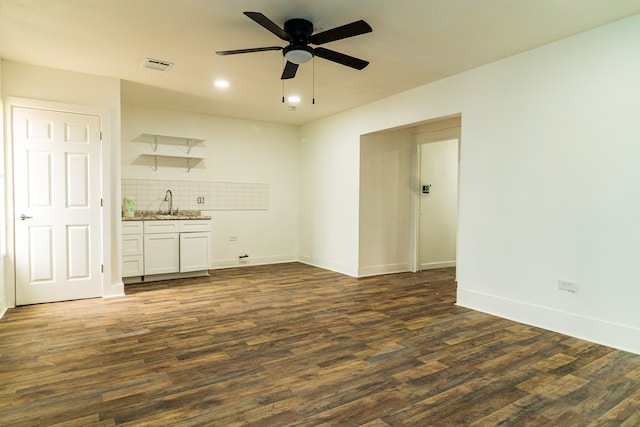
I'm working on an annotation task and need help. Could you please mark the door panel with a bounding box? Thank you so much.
[28,151,54,207]
[29,226,54,282]
[13,106,102,305]
[67,225,90,279]
[66,153,89,207]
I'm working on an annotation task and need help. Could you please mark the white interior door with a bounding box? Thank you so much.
[13,106,102,305]
[419,139,458,270]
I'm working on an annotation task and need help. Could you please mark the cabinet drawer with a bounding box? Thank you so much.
[180,220,212,232]
[144,220,181,234]
[122,234,144,256]
[122,220,144,234]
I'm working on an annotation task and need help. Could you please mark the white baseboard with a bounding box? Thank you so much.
[358,263,410,277]
[457,288,640,355]
[0,295,7,320]
[211,254,297,270]
[297,255,358,277]
[103,281,125,297]
[421,261,456,270]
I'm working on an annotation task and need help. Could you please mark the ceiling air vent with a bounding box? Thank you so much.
[143,58,174,71]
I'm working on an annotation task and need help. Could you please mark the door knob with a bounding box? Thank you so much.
[19,214,33,220]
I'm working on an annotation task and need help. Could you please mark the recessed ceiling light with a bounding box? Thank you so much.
[214,79,229,88]
[288,95,301,103]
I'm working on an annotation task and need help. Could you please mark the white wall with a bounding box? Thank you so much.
[1,60,123,303]
[0,59,5,316]
[298,115,363,275]
[300,14,640,353]
[121,104,299,268]
[359,129,414,276]
[419,138,458,269]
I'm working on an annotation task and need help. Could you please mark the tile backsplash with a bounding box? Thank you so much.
[122,179,269,212]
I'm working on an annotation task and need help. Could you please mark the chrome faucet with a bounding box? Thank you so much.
[164,189,173,215]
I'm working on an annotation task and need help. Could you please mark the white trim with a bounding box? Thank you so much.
[0,99,5,258]
[457,288,640,355]
[358,263,410,277]
[211,254,297,270]
[298,255,358,277]
[420,261,456,270]
[0,294,6,319]
[0,99,6,317]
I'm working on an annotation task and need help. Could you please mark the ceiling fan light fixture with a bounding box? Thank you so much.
[283,45,313,64]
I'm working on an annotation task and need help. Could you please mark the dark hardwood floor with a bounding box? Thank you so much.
[1,263,639,426]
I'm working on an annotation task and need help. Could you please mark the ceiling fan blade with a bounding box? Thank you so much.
[314,47,369,70]
[244,11,291,41]
[309,20,372,45]
[281,61,299,79]
[216,46,282,56]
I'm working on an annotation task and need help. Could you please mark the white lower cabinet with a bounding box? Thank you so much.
[144,232,180,275]
[180,232,210,272]
[123,219,211,282]
[122,221,144,277]
[143,220,181,275]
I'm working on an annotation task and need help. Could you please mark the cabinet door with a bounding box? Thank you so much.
[180,232,210,272]
[144,233,179,275]
[122,256,144,277]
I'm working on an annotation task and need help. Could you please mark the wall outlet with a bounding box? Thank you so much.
[229,236,237,242]
[558,280,577,293]
[197,196,205,204]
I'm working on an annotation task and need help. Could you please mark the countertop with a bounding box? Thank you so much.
[122,210,211,221]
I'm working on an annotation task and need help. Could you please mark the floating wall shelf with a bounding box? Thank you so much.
[134,133,206,172]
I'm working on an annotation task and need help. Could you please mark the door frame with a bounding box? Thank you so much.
[4,97,113,307]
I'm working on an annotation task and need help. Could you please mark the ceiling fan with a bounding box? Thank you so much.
[216,12,372,80]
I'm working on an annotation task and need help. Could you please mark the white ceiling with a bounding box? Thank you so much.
[1,0,640,126]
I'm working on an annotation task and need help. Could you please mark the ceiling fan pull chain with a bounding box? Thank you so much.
[282,57,285,103]
[312,56,316,105]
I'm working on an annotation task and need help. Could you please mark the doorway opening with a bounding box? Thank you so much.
[358,114,461,277]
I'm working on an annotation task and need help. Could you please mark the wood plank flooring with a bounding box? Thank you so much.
[1,263,639,426]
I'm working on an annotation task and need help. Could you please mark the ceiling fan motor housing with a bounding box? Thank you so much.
[284,18,314,41]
